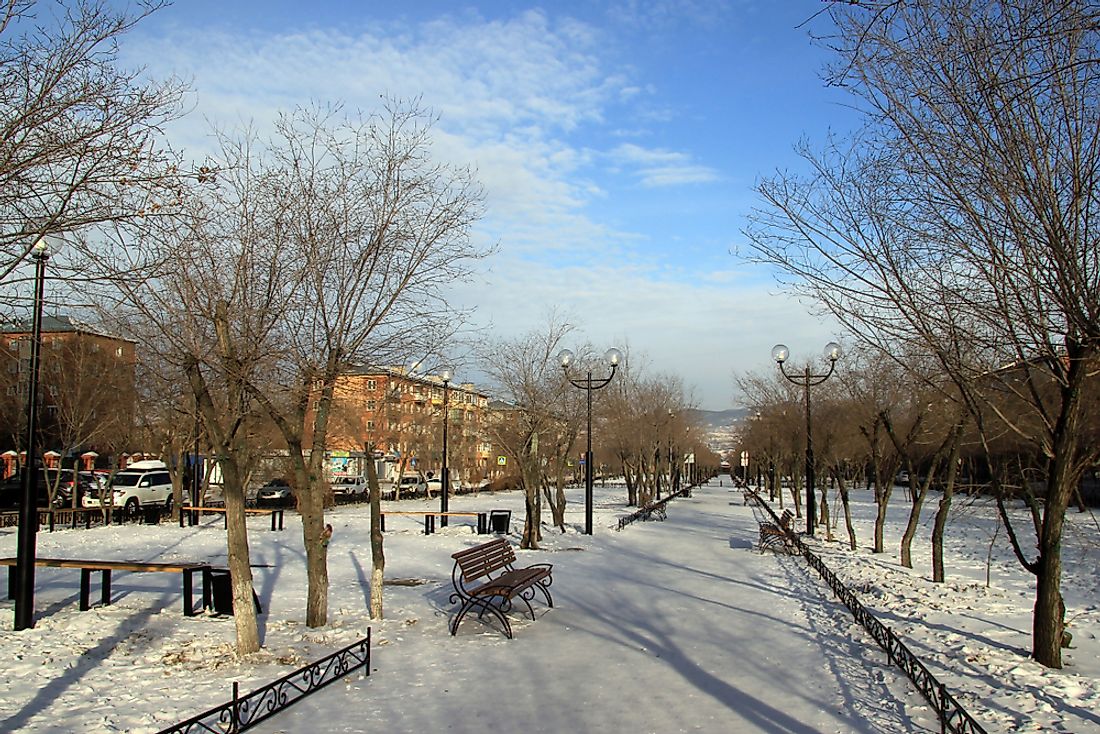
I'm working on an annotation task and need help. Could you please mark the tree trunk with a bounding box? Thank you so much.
[788,464,802,518]
[221,457,260,655]
[818,478,832,542]
[1032,403,1080,667]
[931,425,962,583]
[520,468,541,549]
[366,455,384,620]
[899,474,929,569]
[185,358,259,655]
[873,480,890,555]
[833,468,857,551]
[301,447,330,628]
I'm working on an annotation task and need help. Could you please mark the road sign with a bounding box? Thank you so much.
[497,456,507,466]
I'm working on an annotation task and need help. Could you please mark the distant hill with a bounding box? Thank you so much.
[685,408,749,454]
[686,408,749,430]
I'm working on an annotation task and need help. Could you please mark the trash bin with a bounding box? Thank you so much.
[143,506,160,525]
[208,568,263,616]
[489,509,511,534]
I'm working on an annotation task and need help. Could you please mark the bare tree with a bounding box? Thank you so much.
[0,0,185,302]
[95,123,305,653]
[748,0,1100,667]
[479,318,575,548]
[228,102,486,628]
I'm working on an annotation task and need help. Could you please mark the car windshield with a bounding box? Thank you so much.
[111,473,142,487]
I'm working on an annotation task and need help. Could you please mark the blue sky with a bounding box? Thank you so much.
[116,0,857,409]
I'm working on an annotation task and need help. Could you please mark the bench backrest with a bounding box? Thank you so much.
[779,509,794,527]
[452,538,516,583]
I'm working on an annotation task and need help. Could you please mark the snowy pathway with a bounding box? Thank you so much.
[255,483,935,733]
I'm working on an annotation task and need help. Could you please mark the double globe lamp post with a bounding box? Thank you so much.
[557,347,621,535]
[771,342,841,538]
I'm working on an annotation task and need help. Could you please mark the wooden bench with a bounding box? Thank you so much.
[449,537,553,638]
[758,509,798,554]
[180,505,285,531]
[0,557,210,616]
[380,511,488,535]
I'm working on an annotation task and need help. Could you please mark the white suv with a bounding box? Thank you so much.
[330,475,368,498]
[83,460,174,516]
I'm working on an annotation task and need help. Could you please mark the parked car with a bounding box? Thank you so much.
[425,477,458,497]
[0,468,59,508]
[0,468,97,508]
[331,475,368,499]
[82,460,173,516]
[52,469,95,507]
[256,478,294,507]
[395,473,427,497]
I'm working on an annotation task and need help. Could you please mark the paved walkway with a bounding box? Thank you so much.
[254,482,933,733]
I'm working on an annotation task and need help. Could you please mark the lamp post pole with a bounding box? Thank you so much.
[14,239,50,631]
[558,348,621,535]
[439,367,453,527]
[771,342,841,538]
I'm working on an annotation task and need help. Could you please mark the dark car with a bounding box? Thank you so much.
[49,469,94,507]
[256,478,294,507]
[0,468,89,508]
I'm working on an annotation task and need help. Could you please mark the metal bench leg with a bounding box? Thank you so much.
[183,569,195,616]
[202,567,212,611]
[80,569,91,610]
[100,570,111,607]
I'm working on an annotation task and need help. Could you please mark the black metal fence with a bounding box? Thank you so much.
[616,485,693,531]
[157,631,371,734]
[752,499,986,734]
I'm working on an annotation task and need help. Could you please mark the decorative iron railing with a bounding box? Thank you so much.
[157,631,371,734]
[751,499,986,734]
[616,485,693,531]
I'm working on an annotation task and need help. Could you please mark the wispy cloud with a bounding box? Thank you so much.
[117,6,822,407]
[609,142,720,186]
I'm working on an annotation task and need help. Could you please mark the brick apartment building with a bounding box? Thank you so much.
[0,315,135,477]
[322,365,493,485]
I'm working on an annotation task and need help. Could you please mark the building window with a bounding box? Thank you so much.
[367,379,376,391]
[367,399,376,411]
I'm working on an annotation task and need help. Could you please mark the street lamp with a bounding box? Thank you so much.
[771,342,841,538]
[558,347,621,535]
[439,366,453,527]
[15,237,51,630]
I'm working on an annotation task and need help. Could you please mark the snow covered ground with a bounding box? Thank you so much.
[0,478,1096,733]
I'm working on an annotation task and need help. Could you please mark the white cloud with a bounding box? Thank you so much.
[119,7,833,407]
[609,142,720,187]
